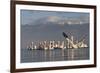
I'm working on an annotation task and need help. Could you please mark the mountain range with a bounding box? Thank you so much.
[21,19,89,49]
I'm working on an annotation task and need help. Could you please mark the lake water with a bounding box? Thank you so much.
[21,48,89,63]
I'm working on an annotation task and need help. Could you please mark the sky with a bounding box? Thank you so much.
[20,9,89,25]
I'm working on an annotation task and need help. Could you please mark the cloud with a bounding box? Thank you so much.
[45,16,89,25]
[46,16,61,22]
[26,15,89,26]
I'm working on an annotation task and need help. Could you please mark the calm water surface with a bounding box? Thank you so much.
[21,48,89,63]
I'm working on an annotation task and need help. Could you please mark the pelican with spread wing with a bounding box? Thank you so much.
[62,32,88,49]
